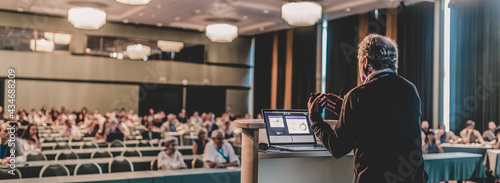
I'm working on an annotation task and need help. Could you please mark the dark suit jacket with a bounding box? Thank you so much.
[310,70,428,183]
[141,131,161,140]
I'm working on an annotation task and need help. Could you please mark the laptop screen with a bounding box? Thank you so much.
[262,109,316,145]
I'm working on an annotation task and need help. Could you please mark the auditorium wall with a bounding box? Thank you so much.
[0,11,252,114]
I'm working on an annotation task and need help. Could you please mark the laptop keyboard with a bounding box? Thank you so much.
[276,144,325,148]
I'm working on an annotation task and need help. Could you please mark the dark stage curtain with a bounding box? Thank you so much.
[325,15,360,119]
[397,2,435,125]
[253,33,274,117]
[449,0,500,133]
[291,26,317,109]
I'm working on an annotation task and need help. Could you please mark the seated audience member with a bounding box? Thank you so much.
[86,116,100,137]
[128,109,140,124]
[142,122,161,140]
[460,120,485,145]
[256,113,262,119]
[157,137,187,170]
[0,122,26,165]
[420,121,429,141]
[153,115,164,128]
[203,130,239,168]
[492,127,500,149]
[161,114,178,133]
[60,119,82,140]
[27,108,40,124]
[76,107,89,126]
[189,111,203,126]
[18,111,29,126]
[106,118,124,142]
[483,121,497,142]
[95,121,109,140]
[223,121,234,139]
[193,128,209,155]
[20,123,41,151]
[204,113,218,138]
[435,124,457,144]
[178,111,187,124]
[422,131,444,154]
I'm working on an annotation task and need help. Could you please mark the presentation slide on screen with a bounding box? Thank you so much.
[285,116,309,134]
[268,116,285,128]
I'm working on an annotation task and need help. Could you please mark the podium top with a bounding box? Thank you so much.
[234,119,266,129]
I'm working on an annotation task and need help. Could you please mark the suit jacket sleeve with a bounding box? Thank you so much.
[310,91,358,158]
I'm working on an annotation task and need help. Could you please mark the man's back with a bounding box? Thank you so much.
[348,73,426,182]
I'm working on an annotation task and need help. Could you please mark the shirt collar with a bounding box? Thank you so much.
[363,69,395,84]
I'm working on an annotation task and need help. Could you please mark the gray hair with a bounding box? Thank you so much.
[211,129,224,139]
[164,137,178,148]
[357,34,398,71]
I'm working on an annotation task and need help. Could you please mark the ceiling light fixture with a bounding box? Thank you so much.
[205,23,238,43]
[68,7,106,30]
[281,1,322,26]
[126,44,151,59]
[30,39,55,52]
[116,0,151,5]
[157,40,184,52]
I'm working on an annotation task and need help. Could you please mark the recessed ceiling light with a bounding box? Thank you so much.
[156,4,162,8]
[263,9,269,14]
[138,12,144,16]
[243,16,248,20]
[175,17,180,21]
[259,27,265,31]
[123,19,129,23]
[195,9,201,14]
[156,23,163,27]
[17,8,23,12]
[346,8,351,12]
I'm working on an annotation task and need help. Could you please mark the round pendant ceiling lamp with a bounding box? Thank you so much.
[281,1,322,26]
[126,44,151,59]
[68,7,106,30]
[205,23,238,43]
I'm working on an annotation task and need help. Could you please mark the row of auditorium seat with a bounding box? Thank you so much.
[48,139,165,150]
[27,149,143,161]
[0,156,206,179]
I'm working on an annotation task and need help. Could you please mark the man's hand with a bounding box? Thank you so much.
[323,93,344,116]
[308,92,326,117]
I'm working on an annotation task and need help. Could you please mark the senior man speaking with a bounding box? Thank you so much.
[308,34,427,183]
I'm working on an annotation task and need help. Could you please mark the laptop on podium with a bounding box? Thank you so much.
[261,109,327,151]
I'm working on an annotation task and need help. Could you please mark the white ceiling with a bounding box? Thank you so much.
[0,0,423,36]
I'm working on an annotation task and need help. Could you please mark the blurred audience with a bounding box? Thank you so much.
[203,130,239,168]
[105,118,124,142]
[20,123,41,151]
[142,122,161,140]
[0,123,26,165]
[483,121,497,142]
[158,137,187,170]
[193,128,209,155]
[435,124,457,144]
[460,120,485,145]
[422,130,443,154]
